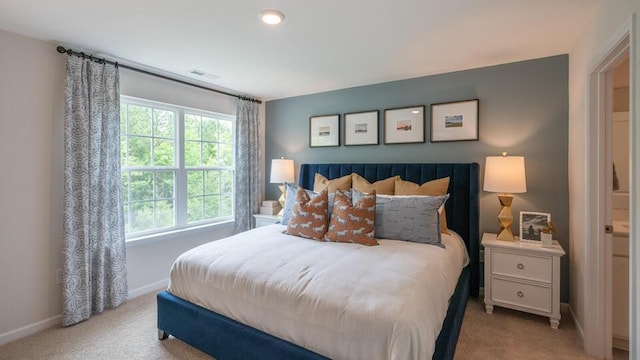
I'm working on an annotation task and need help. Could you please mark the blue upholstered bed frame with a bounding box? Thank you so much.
[158,163,479,360]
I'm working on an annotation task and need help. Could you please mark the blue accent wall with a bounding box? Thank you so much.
[265,55,569,302]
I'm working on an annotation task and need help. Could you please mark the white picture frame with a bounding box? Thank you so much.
[519,211,551,243]
[344,110,379,146]
[383,105,425,144]
[309,114,340,147]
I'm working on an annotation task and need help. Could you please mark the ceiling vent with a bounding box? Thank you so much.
[189,69,220,81]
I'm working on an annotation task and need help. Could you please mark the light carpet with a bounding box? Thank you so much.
[0,290,600,359]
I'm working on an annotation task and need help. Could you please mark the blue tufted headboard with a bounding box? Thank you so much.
[299,163,479,297]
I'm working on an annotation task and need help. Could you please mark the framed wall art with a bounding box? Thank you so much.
[344,110,379,146]
[309,114,340,147]
[430,99,479,142]
[519,211,551,242]
[383,105,425,144]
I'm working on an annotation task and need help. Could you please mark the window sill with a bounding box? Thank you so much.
[125,220,234,248]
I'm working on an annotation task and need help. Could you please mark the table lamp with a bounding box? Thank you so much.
[483,153,527,241]
[270,158,294,215]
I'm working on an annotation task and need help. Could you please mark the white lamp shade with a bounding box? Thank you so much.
[483,156,527,193]
[270,159,294,183]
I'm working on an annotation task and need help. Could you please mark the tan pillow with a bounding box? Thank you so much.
[286,188,329,240]
[313,173,352,193]
[324,190,377,246]
[352,173,399,195]
[394,177,451,234]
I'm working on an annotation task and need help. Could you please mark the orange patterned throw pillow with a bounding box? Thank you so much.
[324,190,377,246]
[286,188,329,240]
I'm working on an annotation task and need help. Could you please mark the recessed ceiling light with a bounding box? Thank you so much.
[412,110,420,114]
[260,9,285,25]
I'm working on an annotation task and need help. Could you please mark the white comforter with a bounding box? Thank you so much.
[168,225,468,360]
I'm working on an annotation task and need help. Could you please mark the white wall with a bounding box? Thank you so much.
[0,28,65,342]
[0,29,263,344]
[568,0,639,356]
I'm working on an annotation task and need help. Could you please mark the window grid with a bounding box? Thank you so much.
[122,168,177,234]
[183,112,234,225]
[120,97,234,239]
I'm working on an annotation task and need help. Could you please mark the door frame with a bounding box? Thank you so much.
[584,15,636,359]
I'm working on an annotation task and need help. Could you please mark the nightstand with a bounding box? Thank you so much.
[482,232,566,329]
[253,214,281,228]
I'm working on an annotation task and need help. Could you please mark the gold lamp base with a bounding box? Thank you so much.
[496,194,516,241]
[277,184,286,216]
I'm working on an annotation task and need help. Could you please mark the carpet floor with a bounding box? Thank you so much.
[0,290,602,359]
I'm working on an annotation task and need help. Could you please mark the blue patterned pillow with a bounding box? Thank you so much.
[280,183,350,225]
[353,191,449,247]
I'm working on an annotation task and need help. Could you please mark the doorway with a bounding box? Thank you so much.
[611,55,630,359]
[584,24,635,360]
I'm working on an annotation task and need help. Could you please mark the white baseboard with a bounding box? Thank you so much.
[0,315,61,347]
[0,279,169,347]
[612,336,629,351]
[569,304,585,345]
[128,278,169,299]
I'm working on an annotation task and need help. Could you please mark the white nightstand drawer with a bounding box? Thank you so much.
[491,278,552,313]
[492,251,552,283]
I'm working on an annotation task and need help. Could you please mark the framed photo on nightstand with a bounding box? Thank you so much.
[519,211,551,242]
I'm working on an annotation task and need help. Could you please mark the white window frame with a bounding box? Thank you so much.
[120,96,235,242]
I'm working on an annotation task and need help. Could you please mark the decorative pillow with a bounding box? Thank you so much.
[281,182,350,225]
[286,189,329,240]
[352,173,399,195]
[313,173,352,193]
[280,182,313,225]
[353,191,449,247]
[395,177,451,234]
[324,190,377,246]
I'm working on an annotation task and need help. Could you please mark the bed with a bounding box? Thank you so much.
[158,163,479,360]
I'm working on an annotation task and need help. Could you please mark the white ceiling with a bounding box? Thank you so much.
[0,0,598,101]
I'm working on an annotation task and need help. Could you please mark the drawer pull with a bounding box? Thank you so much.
[517,291,524,298]
[517,263,525,270]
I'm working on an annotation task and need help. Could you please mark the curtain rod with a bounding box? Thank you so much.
[56,46,262,104]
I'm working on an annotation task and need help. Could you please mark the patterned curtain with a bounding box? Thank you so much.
[62,56,127,326]
[234,99,261,233]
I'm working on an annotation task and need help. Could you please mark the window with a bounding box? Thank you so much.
[120,97,235,238]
